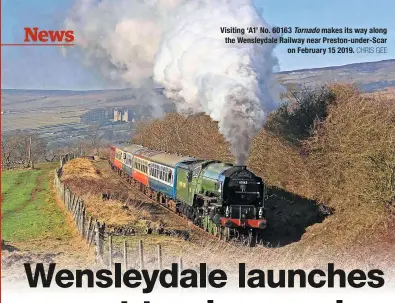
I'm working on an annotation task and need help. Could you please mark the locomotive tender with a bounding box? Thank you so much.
[109,143,267,244]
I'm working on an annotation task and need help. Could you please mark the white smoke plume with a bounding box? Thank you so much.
[66,0,280,165]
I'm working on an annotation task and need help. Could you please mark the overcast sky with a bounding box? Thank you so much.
[2,0,394,90]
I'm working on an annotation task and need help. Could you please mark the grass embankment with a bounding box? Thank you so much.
[60,158,188,233]
[1,163,94,269]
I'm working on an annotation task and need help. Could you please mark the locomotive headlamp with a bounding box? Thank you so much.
[225,206,230,218]
[258,207,264,218]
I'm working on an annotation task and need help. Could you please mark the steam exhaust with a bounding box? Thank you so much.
[65,0,281,165]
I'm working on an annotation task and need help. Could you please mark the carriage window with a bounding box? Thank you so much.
[168,171,172,183]
[193,167,201,177]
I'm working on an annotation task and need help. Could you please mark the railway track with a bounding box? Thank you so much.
[103,161,258,247]
[103,162,221,244]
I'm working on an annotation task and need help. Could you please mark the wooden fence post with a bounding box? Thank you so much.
[108,236,113,269]
[123,241,128,270]
[81,206,86,238]
[87,216,93,245]
[179,257,183,273]
[157,244,162,270]
[138,240,144,270]
[99,223,105,257]
[95,220,105,258]
[95,220,100,258]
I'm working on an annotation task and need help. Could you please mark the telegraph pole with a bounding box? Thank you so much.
[27,135,32,168]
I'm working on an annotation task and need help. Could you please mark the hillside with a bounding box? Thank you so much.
[1,88,168,110]
[2,59,394,133]
[278,59,395,91]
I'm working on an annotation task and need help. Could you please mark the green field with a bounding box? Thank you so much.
[1,163,74,246]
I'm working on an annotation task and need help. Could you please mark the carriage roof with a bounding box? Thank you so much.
[148,153,194,168]
[133,149,194,167]
[113,144,195,167]
[122,144,147,154]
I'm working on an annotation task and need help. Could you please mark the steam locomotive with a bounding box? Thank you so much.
[109,143,267,245]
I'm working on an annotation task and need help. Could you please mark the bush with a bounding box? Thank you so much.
[133,113,233,162]
[306,85,395,210]
[265,85,336,145]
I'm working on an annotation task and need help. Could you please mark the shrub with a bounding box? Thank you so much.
[265,85,336,145]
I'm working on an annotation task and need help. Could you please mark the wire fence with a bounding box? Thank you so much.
[102,237,186,270]
[54,154,188,270]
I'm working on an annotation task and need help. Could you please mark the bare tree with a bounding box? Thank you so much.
[45,142,71,162]
[1,131,46,169]
[86,124,103,155]
[73,138,90,157]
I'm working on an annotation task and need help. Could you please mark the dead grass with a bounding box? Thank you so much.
[62,158,101,181]
[303,85,395,246]
[61,158,140,226]
[61,158,121,194]
[60,159,184,232]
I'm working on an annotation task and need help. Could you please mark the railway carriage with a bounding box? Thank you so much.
[109,144,126,171]
[131,150,150,187]
[147,152,193,199]
[120,145,146,177]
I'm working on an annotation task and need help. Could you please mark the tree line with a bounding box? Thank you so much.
[1,124,107,170]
